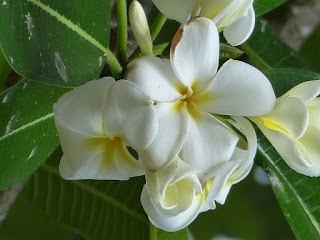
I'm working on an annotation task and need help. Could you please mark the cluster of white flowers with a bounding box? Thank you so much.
[53,0,320,233]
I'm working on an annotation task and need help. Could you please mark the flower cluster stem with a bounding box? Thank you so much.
[150,12,167,41]
[105,48,123,78]
[116,0,128,63]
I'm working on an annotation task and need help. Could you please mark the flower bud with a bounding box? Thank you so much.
[129,0,153,56]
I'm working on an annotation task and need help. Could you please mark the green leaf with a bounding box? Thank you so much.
[242,18,308,71]
[22,148,149,240]
[255,68,320,240]
[300,23,320,72]
[0,187,74,240]
[150,224,188,240]
[0,49,11,89]
[254,0,288,17]
[0,0,111,86]
[220,43,243,60]
[0,79,71,190]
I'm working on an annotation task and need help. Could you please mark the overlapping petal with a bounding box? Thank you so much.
[195,60,276,116]
[139,102,188,171]
[152,0,199,22]
[170,17,219,94]
[283,80,320,100]
[180,103,238,176]
[141,158,204,232]
[126,56,183,102]
[54,77,114,137]
[223,5,255,46]
[103,80,158,151]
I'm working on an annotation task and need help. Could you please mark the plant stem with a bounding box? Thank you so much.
[150,223,158,240]
[116,0,128,63]
[105,48,123,78]
[150,12,167,41]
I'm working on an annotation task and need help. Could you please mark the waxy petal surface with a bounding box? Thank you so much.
[171,17,219,94]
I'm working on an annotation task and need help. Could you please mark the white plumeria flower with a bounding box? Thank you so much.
[126,17,275,177]
[54,77,158,180]
[141,158,204,232]
[152,0,255,46]
[201,116,257,210]
[141,117,257,232]
[251,80,320,177]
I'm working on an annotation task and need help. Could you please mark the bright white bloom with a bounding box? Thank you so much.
[54,77,158,180]
[251,80,320,177]
[141,117,256,232]
[152,0,255,46]
[127,17,275,176]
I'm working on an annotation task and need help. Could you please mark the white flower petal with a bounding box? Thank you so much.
[152,0,199,22]
[201,160,240,212]
[181,104,238,175]
[145,157,202,217]
[103,80,158,151]
[251,116,313,170]
[307,98,320,127]
[171,17,219,94]
[261,97,309,139]
[283,80,320,101]
[228,116,257,184]
[141,185,204,232]
[139,102,188,171]
[223,5,255,46]
[126,56,183,102]
[54,77,114,137]
[195,60,276,116]
[201,0,234,21]
[57,124,144,180]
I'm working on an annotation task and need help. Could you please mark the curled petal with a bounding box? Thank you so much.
[139,102,188,171]
[195,60,276,116]
[201,160,240,211]
[126,56,183,102]
[152,0,199,22]
[57,125,144,180]
[103,80,158,151]
[145,158,202,217]
[251,116,313,171]
[201,0,235,21]
[54,77,114,137]
[171,17,219,94]
[307,98,320,127]
[223,5,255,46]
[141,158,203,232]
[228,116,257,184]
[261,97,309,139]
[181,104,238,176]
[283,80,320,101]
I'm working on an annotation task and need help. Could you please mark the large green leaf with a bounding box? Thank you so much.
[300,23,320,72]
[0,0,111,86]
[242,18,308,71]
[255,69,320,240]
[0,49,11,89]
[0,79,71,190]
[254,0,288,17]
[0,187,74,240]
[22,148,149,240]
[150,224,188,240]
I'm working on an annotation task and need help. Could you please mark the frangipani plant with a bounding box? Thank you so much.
[0,0,320,239]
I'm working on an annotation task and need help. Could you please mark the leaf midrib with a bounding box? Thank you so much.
[257,143,320,236]
[41,162,148,224]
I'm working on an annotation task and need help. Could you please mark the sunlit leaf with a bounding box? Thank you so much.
[0,0,111,86]
[0,49,11,89]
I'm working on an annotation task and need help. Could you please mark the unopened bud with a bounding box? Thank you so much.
[129,0,153,56]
